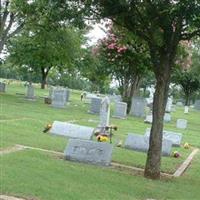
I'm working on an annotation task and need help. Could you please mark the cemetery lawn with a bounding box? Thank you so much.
[1,82,200,200]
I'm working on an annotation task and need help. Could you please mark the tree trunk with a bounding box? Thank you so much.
[144,61,171,179]
[121,76,141,114]
[41,68,49,89]
[185,95,190,106]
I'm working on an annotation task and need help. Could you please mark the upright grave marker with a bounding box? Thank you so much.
[89,97,102,114]
[99,96,110,127]
[52,88,66,108]
[113,102,127,119]
[176,119,188,129]
[130,97,146,118]
[26,83,35,100]
[194,100,200,110]
[64,139,113,166]
[0,82,6,92]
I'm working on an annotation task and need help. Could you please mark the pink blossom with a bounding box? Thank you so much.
[108,43,116,49]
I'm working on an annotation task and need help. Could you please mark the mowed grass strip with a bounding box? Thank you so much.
[1,83,200,200]
[1,150,200,200]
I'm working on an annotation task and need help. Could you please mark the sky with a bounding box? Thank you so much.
[85,23,107,46]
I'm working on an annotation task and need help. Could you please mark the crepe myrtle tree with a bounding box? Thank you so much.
[97,27,150,113]
[84,0,200,179]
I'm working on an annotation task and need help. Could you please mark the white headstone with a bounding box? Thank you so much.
[176,119,187,129]
[164,113,171,122]
[50,121,94,140]
[113,102,127,119]
[184,106,189,114]
[166,97,173,112]
[144,115,153,123]
[99,97,110,127]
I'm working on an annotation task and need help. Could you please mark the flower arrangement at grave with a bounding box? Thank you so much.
[183,142,190,149]
[43,123,52,133]
[173,151,181,158]
[94,125,118,143]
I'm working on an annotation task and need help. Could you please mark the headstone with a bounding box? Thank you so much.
[145,128,182,147]
[144,114,153,123]
[166,97,173,112]
[184,106,189,114]
[124,134,172,156]
[176,119,188,129]
[49,86,54,99]
[65,88,70,102]
[171,105,176,112]
[64,139,113,166]
[52,88,66,108]
[99,96,110,127]
[50,121,94,140]
[194,100,200,110]
[130,97,146,118]
[113,102,127,119]
[164,113,171,122]
[26,84,35,100]
[0,82,6,92]
[89,97,102,114]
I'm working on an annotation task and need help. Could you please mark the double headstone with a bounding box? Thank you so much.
[113,102,127,119]
[124,134,172,156]
[99,96,110,127]
[64,139,113,166]
[0,82,6,92]
[26,84,35,100]
[49,121,94,140]
[194,100,200,110]
[130,97,146,118]
[176,119,187,129]
[89,97,102,114]
[145,128,182,146]
[52,88,66,108]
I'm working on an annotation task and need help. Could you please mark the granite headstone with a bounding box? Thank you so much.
[113,102,127,119]
[50,121,94,140]
[64,139,113,166]
[145,128,182,147]
[130,97,146,118]
[124,134,172,156]
[0,82,6,92]
[89,97,102,114]
[52,88,66,108]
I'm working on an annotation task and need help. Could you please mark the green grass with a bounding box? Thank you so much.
[1,82,200,200]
